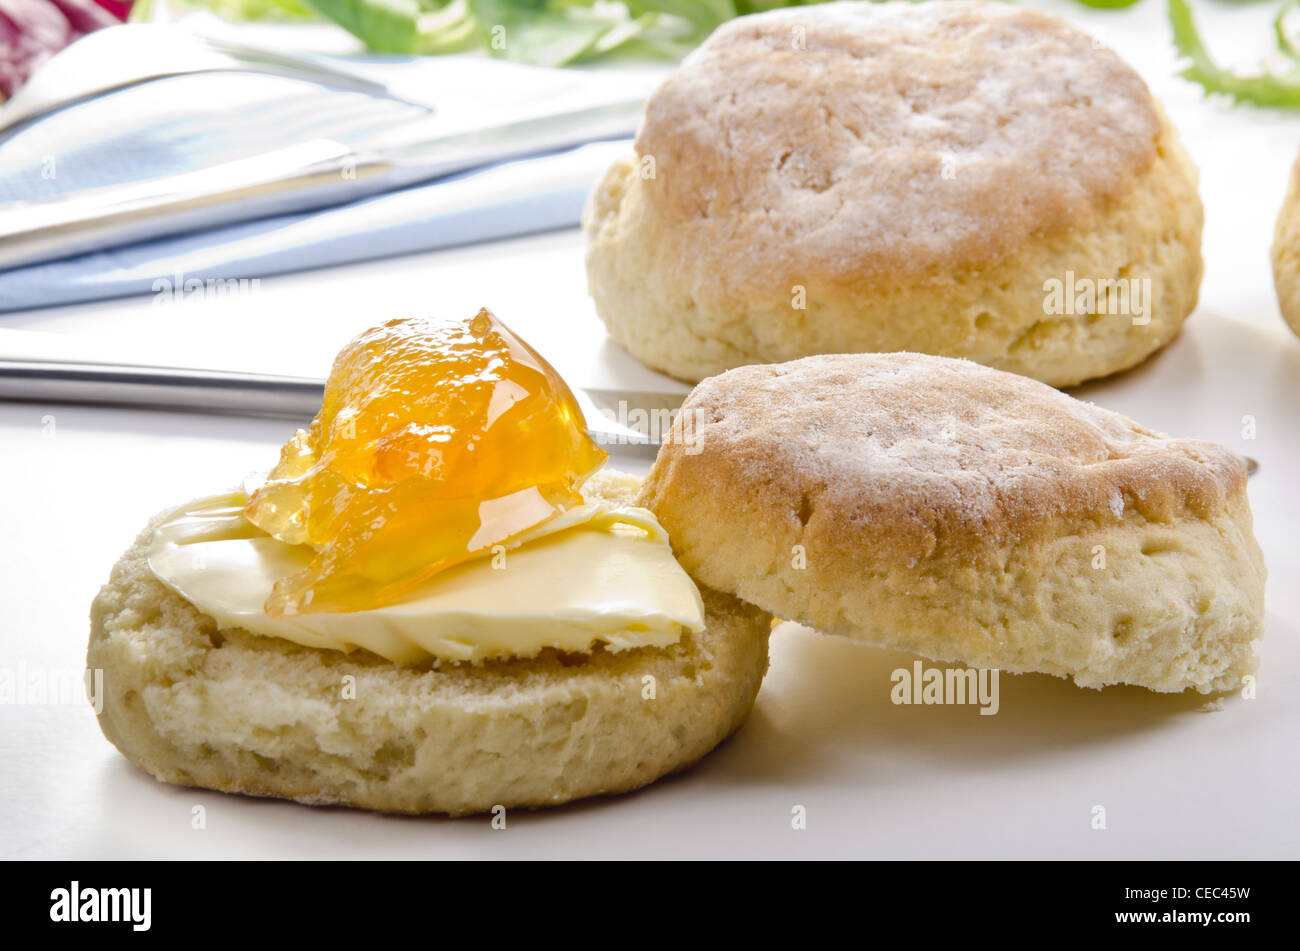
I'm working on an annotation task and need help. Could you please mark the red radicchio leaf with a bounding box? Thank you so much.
[0,0,124,100]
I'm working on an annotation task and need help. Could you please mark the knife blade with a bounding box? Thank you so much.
[0,354,1256,475]
[0,357,672,452]
[0,98,642,272]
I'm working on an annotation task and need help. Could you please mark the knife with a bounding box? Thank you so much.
[0,355,1254,475]
[0,357,684,452]
[0,98,641,272]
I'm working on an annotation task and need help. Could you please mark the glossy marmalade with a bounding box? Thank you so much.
[244,309,607,616]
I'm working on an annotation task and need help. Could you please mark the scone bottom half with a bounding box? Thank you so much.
[86,307,773,817]
[87,470,772,816]
[639,352,1265,695]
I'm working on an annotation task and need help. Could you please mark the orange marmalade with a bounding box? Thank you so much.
[244,309,607,616]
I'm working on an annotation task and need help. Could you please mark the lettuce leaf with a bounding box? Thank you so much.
[1169,0,1300,108]
[131,0,319,21]
[298,0,750,66]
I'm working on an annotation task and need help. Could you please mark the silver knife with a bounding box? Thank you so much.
[0,357,1253,475]
[0,357,683,452]
[0,98,641,272]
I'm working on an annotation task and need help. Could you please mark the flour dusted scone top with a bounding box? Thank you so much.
[584,1,1203,387]
[634,0,1157,289]
[640,354,1265,693]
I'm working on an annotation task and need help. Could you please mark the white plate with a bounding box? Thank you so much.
[1,1,1299,858]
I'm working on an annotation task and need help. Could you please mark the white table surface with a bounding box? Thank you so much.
[2,0,1299,859]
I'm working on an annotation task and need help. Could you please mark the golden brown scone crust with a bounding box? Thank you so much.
[640,354,1265,693]
[1272,147,1300,338]
[585,1,1202,386]
[88,471,771,815]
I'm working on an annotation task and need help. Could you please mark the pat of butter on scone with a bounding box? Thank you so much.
[147,491,705,664]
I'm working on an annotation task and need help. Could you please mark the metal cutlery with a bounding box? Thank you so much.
[0,356,675,451]
[0,97,642,272]
[0,24,429,138]
[0,349,1255,473]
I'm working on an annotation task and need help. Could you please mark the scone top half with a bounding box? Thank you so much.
[640,353,1265,694]
[585,1,1203,386]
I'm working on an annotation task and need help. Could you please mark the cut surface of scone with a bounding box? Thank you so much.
[88,471,771,815]
[639,354,1265,694]
[584,0,1202,387]
[1272,146,1300,338]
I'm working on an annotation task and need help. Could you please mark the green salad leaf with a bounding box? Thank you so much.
[1276,0,1300,60]
[463,0,631,66]
[158,0,801,66]
[131,0,319,22]
[1169,0,1300,107]
[302,0,429,54]
[1073,0,1142,9]
[133,0,1300,112]
[272,0,743,64]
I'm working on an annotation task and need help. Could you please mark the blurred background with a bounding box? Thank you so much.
[1,0,1298,337]
[0,0,1297,364]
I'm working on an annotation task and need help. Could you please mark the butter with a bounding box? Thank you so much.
[147,491,705,664]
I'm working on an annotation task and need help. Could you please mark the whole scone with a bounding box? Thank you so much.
[1272,147,1300,338]
[585,1,1203,386]
[88,471,771,815]
[640,354,1265,693]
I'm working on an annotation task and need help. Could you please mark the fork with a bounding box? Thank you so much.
[0,23,429,138]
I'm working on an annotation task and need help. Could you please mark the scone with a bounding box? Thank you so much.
[640,353,1265,693]
[584,1,1203,386]
[89,471,769,816]
[1272,147,1300,338]
[87,312,771,815]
